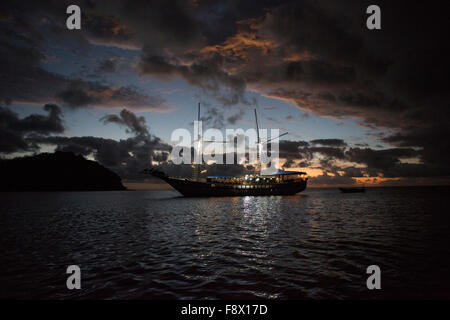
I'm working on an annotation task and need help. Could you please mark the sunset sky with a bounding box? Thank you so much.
[1,0,449,187]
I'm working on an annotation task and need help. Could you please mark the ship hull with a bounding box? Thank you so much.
[162,177,307,197]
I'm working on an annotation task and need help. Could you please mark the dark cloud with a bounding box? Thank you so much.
[139,52,247,106]
[254,60,357,87]
[278,140,348,163]
[55,81,167,110]
[83,12,135,48]
[310,139,347,147]
[250,1,449,172]
[97,58,118,73]
[101,109,149,137]
[108,0,203,51]
[276,138,449,182]
[309,172,356,186]
[29,108,172,179]
[281,158,296,169]
[56,86,98,108]
[0,104,64,153]
[278,140,310,159]
[345,147,418,172]
[310,147,346,160]
[0,17,167,111]
[0,39,63,105]
[226,109,245,125]
[382,124,450,168]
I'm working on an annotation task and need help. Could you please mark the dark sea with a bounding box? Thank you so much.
[1,186,449,299]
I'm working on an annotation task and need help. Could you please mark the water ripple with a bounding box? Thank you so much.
[1,187,450,299]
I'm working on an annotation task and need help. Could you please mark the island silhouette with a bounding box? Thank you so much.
[0,152,126,191]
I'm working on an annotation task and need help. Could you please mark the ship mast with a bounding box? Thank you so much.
[193,102,201,181]
[254,108,289,175]
[254,108,262,174]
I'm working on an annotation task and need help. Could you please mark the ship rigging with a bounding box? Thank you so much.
[143,104,308,197]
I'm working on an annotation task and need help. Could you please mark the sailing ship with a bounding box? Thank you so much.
[143,104,308,197]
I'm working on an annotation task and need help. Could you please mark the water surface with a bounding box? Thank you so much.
[1,187,449,299]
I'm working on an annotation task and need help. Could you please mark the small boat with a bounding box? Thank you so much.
[339,187,366,193]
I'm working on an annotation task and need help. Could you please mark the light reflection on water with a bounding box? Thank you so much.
[1,187,450,299]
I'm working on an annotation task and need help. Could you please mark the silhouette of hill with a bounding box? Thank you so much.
[0,152,126,191]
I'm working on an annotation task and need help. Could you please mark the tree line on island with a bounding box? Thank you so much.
[0,152,126,191]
